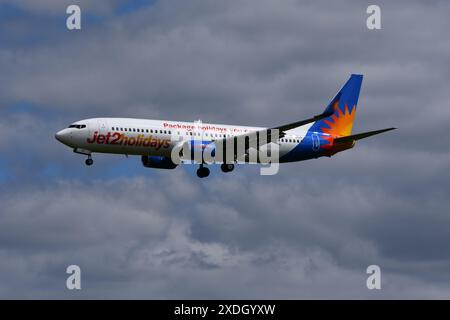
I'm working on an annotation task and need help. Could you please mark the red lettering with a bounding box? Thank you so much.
[97,134,106,144]
[163,140,170,148]
[137,134,144,146]
[87,131,98,144]
[110,132,121,145]
[155,139,162,150]
[143,136,151,147]
[105,132,112,144]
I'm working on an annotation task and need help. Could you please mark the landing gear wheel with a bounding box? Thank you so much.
[196,166,210,178]
[221,163,234,173]
[85,158,93,166]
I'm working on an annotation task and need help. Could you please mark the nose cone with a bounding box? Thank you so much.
[55,129,71,145]
[55,130,63,142]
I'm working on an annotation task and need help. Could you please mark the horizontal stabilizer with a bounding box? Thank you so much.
[334,128,396,144]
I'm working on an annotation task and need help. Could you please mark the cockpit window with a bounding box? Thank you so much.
[68,124,86,129]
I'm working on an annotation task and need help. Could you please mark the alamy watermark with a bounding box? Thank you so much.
[66,265,81,290]
[66,5,81,30]
[366,265,381,290]
[366,5,381,30]
[169,123,280,176]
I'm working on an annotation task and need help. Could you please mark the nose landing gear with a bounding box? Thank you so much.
[196,165,210,178]
[73,148,93,166]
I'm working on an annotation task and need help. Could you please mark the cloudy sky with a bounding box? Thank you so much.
[1,0,450,299]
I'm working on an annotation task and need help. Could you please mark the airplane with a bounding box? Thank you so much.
[55,74,395,178]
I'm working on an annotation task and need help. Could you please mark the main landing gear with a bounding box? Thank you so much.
[196,164,235,178]
[196,165,210,178]
[221,163,234,173]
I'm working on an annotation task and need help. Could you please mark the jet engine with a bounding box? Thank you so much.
[141,156,177,169]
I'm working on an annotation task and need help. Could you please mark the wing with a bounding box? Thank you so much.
[212,109,334,162]
[269,109,334,138]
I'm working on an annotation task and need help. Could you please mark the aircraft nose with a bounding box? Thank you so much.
[55,129,70,144]
[55,130,64,142]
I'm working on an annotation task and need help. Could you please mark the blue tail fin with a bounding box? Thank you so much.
[309,74,363,137]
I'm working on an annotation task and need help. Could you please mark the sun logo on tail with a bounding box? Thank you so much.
[322,101,356,137]
[320,101,356,148]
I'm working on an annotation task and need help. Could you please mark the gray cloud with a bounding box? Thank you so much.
[1,170,449,299]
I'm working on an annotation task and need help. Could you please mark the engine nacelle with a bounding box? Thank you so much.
[141,156,177,169]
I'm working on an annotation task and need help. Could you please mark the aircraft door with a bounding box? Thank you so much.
[312,133,320,151]
[97,119,108,134]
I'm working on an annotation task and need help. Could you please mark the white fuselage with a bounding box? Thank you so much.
[55,118,313,163]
